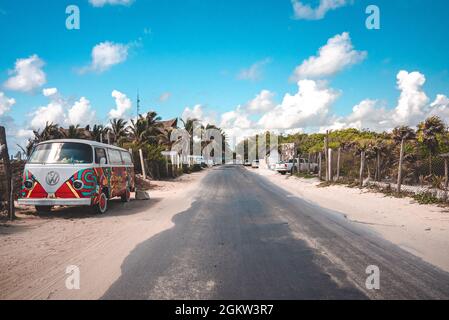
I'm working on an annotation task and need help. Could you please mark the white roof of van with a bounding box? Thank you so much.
[36,139,130,152]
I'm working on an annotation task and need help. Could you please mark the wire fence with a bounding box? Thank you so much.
[299,146,449,200]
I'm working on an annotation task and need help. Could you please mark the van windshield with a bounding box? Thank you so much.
[28,142,93,164]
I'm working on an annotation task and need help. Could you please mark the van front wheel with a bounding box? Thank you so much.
[94,192,108,214]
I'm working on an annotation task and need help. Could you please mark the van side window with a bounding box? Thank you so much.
[108,149,123,165]
[95,148,108,164]
[120,151,133,165]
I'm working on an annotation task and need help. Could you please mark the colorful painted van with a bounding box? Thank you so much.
[18,139,135,214]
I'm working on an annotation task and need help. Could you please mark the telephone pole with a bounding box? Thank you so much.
[137,90,141,117]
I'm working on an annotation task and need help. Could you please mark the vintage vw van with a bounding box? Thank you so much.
[18,139,135,214]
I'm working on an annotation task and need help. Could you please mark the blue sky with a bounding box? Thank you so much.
[1,0,449,151]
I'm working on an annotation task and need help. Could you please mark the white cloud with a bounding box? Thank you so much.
[291,32,366,80]
[109,90,132,119]
[181,104,217,126]
[238,58,271,81]
[392,70,429,125]
[30,89,96,130]
[67,97,96,126]
[3,55,46,92]
[43,87,58,97]
[81,42,129,73]
[89,0,134,7]
[220,106,253,130]
[0,91,16,116]
[30,101,65,130]
[258,80,339,130]
[292,0,351,20]
[246,90,276,114]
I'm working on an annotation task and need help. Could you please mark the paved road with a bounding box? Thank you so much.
[103,166,449,299]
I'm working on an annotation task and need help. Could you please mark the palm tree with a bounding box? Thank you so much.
[91,124,105,142]
[110,118,128,144]
[392,126,416,193]
[417,116,446,175]
[63,125,82,139]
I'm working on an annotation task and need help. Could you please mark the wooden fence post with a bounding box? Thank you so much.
[328,148,333,182]
[336,147,341,181]
[360,151,365,187]
[318,152,322,180]
[0,126,15,220]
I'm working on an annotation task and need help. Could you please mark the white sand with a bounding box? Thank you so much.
[0,170,207,300]
[253,165,449,273]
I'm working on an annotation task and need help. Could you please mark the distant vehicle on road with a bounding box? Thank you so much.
[243,160,251,166]
[251,160,260,168]
[18,139,135,214]
[275,158,318,175]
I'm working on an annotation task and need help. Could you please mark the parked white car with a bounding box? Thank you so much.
[251,160,260,168]
[275,158,318,175]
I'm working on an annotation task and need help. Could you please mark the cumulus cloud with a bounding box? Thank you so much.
[3,55,46,92]
[220,106,253,130]
[43,87,58,97]
[325,70,449,132]
[30,89,96,130]
[181,104,217,126]
[258,80,339,130]
[291,32,366,80]
[109,90,132,119]
[89,0,134,7]
[292,0,351,20]
[238,58,271,82]
[0,91,16,116]
[245,90,276,114]
[392,70,429,125]
[80,42,129,73]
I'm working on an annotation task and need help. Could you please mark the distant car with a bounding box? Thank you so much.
[251,160,260,168]
[244,160,251,167]
[275,161,290,175]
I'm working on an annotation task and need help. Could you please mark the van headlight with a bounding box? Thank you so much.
[24,180,34,189]
[73,180,84,190]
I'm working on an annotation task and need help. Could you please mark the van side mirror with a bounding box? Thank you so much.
[100,157,107,165]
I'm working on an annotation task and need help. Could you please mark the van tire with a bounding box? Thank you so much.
[35,206,52,213]
[94,192,108,214]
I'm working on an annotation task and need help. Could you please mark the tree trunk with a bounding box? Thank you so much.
[429,154,433,176]
[359,151,365,187]
[0,126,15,220]
[307,153,311,173]
[336,147,341,181]
[397,138,405,194]
[328,148,333,182]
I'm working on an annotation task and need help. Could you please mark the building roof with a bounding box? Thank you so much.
[158,118,178,130]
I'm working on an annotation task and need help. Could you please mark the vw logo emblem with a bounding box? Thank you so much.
[46,171,60,186]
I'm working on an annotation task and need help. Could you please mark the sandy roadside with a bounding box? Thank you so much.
[0,170,208,300]
[252,165,449,273]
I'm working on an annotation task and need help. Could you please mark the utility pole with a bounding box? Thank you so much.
[137,90,141,117]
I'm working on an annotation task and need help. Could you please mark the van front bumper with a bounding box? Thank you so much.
[18,198,92,206]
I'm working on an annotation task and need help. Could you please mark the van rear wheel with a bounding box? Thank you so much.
[93,192,108,214]
[35,206,52,213]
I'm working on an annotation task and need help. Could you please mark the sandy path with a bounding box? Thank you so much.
[0,170,207,300]
[252,166,449,273]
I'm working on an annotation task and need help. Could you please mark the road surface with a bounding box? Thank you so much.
[102,165,449,299]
